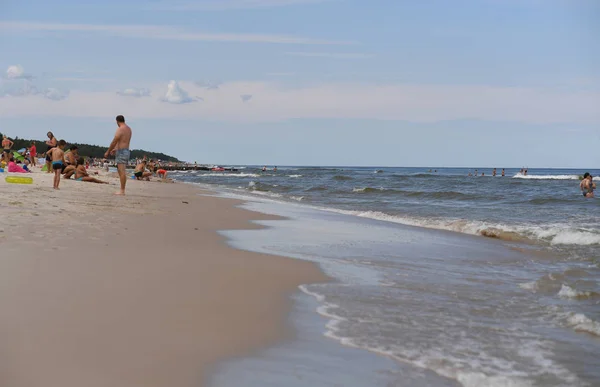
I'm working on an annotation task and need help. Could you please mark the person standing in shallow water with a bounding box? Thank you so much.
[104,115,132,195]
[580,173,595,198]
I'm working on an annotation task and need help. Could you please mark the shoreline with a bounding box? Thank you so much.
[0,170,329,387]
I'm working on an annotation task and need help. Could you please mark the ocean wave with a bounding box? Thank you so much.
[332,175,354,181]
[305,186,328,192]
[300,284,575,387]
[199,173,259,177]
[565,313,600,336]
[321,209,600,246]
[351,187,482,200]
[287,174,303,178]
[557,284,599,300]
[512,174,580,180]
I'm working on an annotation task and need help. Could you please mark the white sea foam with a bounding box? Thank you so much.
[250,191,282,198]
[565,313,600,336]
[320,209,600,246]
[288,174,303,178]
[558,285,593,300]
[512,174,579,180]
[298,284,577,387]
[519,282,538,292]
[289,196,304,201]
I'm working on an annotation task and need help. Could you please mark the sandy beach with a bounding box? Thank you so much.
[0,169,328,387]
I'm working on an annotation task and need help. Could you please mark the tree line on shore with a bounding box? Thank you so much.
[1,134,179,162]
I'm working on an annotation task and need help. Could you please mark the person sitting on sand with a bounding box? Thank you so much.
[74,157,109,184]
[7,156,30,173]
[133,160,152,181]
[62,146,79,179]
[580,172,595,198]
[47,140,66,189]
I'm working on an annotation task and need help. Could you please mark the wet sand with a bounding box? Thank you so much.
[0,170,328,387]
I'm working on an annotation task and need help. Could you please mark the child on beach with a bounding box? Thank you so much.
[29,142,37,166]
[74,157,109,184]
[133,160,152,180]
[47,140,66,189]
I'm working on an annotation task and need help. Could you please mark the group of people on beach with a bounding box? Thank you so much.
[1,115,141,195]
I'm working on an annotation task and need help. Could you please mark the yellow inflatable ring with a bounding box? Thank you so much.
[5,176,33,184]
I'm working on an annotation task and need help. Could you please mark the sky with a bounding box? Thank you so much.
[0,0,598,167]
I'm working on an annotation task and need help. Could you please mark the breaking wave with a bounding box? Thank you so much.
[512,174,580,180]
[565,313,600,337]
[321,209,600,246]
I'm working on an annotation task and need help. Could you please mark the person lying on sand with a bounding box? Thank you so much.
[74,157,109,184]
[133,160,152,181]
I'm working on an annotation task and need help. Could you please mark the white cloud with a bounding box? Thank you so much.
[147,0,332,11]
[0,21,352,45]
[1,66,68,100]
[1,81,598,125]
[240,94,253,102]
[285,51,372,59]
[117,88,151,97]
[161,81,196,104]
[42,88,69,101]
[5,64,33,80]
[196,80,222,90]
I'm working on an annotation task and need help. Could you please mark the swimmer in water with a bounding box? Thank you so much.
[493,168,497,177]
[501,168,505,177]
[580,172,596,198]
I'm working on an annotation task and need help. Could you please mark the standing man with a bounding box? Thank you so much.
[2,135,14,163]
[104,115,132,195]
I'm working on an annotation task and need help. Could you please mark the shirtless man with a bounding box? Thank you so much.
[62,146,79,179]
[580,173,596,198]
[2,135,14,163]
[133,160,152,181]
[75,157,109,184]
[104,115,132,195]
[47,140,66,189]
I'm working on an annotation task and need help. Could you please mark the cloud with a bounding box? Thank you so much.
[240,94,253,102]
[1,81,598,125]
[285,51,372,59]
[5,65,33,80]
[147,0,332,11]
[196,80,222,90]
[117,88,152,97]
[0,21,352,45]
[1,66,68,100]
[161,81,196,104]
[42,88,69,101]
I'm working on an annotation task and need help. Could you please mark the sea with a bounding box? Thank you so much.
[173,167,600,387]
